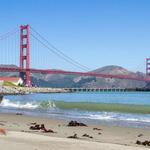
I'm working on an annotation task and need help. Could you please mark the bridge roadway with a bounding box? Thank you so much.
[0,67,148,82]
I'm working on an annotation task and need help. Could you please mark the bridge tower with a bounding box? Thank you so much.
[20,25,31,86]
[146,58,150,80]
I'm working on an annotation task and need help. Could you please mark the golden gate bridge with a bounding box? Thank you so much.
[0,24,150,86]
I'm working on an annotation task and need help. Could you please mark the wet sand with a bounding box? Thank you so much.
[0,113,149,150]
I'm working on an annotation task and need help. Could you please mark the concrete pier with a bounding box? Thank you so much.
[63,88,150,92]
[64,88,126,92]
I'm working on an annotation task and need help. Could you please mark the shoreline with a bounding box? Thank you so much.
[0,86,70,96]
[1,86,150,97]
[0,112,149,149]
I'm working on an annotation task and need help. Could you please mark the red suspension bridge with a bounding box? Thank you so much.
[0,24,150,86]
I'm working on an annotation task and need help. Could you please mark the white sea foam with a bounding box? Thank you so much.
[0,98,38,109]
[0,98,57,110]
[79,112,150,123]
[88,114,114,120]
[124,117,150,123]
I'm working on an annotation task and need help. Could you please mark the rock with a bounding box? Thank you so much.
[67,121,87,127]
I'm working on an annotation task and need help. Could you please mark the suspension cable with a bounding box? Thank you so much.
[0,27,19,41]
[30,33,90,71]
[30,26,90,71]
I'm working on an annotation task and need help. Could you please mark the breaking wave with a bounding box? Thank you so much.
[54,101,150,114]
[1,98,150,114]
[1,98,150,127]
[0,98,56,109]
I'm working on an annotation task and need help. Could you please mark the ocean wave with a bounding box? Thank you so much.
[1,99,150,114]
[0,98,56,109]
[1,98,150,125]
[54,101,150,114]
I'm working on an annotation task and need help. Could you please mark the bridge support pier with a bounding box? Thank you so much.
[20,25,31,86]
[146,58,150,81]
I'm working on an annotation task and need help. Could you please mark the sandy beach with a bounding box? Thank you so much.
[0,113,149,150]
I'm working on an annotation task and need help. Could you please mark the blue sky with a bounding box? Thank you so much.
[0,0,150,72]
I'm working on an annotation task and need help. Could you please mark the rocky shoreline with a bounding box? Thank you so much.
[0,86,70,96]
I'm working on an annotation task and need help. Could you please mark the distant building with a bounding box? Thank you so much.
[0,77,23,86]
[0,80,4,86]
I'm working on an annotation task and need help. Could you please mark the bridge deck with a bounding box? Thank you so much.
[0,67,148,82]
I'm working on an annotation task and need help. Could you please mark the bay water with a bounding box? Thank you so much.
[1,92,150,128]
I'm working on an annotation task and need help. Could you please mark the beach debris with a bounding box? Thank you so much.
[29,123,55,133]
[67,120,87,127]
[137,134,143,137]
[98,132,102,135]
[30,122,37,125]
[67,134,78,139]
[136,140,150,146]
[41,124,55,133]
[82,133,93,139]
[16,113,23,115]
[136,140,142,145]
[93,127,102,131]
[0,128,6,135]
[30,124,41,130]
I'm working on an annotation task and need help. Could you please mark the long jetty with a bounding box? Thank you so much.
[63,88,150,92]
[0,86,150,99]
[0,86,69,96]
